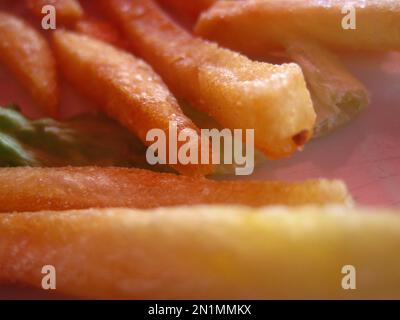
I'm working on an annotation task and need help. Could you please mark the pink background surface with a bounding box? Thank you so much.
[0,1,399,300]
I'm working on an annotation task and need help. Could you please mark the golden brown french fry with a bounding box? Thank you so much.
[0,167,352,213]
[161,1,370,137]
[75,18,126,48]
[0,12,59,117]
[103,0,316,160]
[285,40,370,137]
[195,0,400,55]
[26,0,83,27]
[53,30,212,176]
[1,205,400,299]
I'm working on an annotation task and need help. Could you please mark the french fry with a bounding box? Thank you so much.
[75,18,126,48]
[103,0,316,160]
[195,0,400,54]
[285,40,370,137]
[53,30,212,176]
[0,12,59,117]
[169,0,369,136]
[0,167,352,213]
[1,206,400,299]
[26,0,83,27]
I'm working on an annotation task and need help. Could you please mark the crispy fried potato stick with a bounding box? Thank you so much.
[26,0,83,27]
[285,40,370,137]
[75,18,126,48]
[0,167,351,213]
[103,0,315,159]
[1,206,400,299]
[53,30,212,176]
[153,1,369,137]
[0,12,59,117]
[195,0,400,54]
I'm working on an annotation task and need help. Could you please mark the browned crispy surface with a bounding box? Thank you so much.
[53,30,212,176]
[0,167,352,213]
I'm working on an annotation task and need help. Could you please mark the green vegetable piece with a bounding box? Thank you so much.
[0,132,37,166]
[0,106,34,134]
[0,105,172,170]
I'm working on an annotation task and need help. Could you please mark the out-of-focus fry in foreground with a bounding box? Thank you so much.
[103,0,316,160]
[0,167,352,213]
[0,12,59,117]
[26,0,83,27]
[195,0,400,55]
[285,40,370,137]
[53,30,212,176]
[1,206,399,299]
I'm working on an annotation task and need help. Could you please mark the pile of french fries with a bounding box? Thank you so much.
[0,0,399,299]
